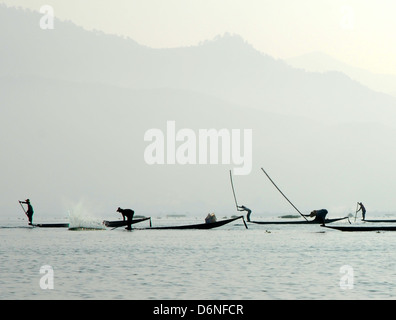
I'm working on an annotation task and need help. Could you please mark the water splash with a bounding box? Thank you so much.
[67,201,105,230]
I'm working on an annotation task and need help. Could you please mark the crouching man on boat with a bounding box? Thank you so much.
[117,207,135,230]
[237,205,252,222]
[303,209,328,224]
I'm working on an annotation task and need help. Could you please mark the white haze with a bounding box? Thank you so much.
[1,5,396,220]
[2,0,396,75]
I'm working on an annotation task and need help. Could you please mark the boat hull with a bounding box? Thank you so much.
[249,217,348,225]
[324,225,396,232]
[144,216,246,230]
[31,223,69,228]
[103,217,151,228]
[362,219,396,223]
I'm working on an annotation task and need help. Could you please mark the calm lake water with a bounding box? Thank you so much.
[2,216,396,300]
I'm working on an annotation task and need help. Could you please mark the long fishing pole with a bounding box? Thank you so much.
[18,201,28,219]
[261,168,308,221]
[229,170,239,210]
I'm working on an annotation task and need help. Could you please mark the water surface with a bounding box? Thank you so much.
[1,217,396,300]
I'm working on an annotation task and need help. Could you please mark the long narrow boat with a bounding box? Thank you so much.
[31,222,104,230]
[230,170,349,226]
[142,216,247,230]
[103,217,151,228]
[362,219,396,223]
[249,216,349,225]
[323,225,396,232]
[30,223,69,228]
[28,217,152,229]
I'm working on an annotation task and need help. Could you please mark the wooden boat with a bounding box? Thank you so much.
[103,217,151,228]
[249,216,349,225]
[362,219,396,223]
[68,226,105,231]
[142,216,247,230]
[30,223,69,228]
[31,223,105,230]
[230,169,349,227]
[28,217,151,229]
[323,225,396,232]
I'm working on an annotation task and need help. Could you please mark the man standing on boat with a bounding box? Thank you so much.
[238,205,252,222]
[19,199,34,225]
[357,202,366,220]
[303,209,328,224]
[117,207,135,230]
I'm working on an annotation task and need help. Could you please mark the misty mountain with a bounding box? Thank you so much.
[286,51,396,99]
[2,5,396,218]
[2,5,396,125]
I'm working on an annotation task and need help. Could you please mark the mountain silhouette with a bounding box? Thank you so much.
[2,5,396,217]
[287,51,396,98]
[2,5,396,124]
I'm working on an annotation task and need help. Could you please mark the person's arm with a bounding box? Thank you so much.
[303,212,315,217]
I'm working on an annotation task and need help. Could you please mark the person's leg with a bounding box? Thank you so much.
[126,215,132,230]
[27,211,33,224]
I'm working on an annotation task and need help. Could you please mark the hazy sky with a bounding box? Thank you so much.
[2,0,396,75]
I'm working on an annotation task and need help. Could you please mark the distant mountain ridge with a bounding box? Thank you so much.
[286,51,396,98]
[1,5,396,125]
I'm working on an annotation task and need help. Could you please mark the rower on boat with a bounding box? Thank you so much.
[357,202,366,220]
[19,199,34,225]
[303,209,328,224]
[237,205,252,222]
[117,207,135,230]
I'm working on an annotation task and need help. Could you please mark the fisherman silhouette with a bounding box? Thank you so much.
[117,207,135,230]
[19,199,34,225]
[303,209,328,224]
[238,205,252,222]
[357,202,366,220]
